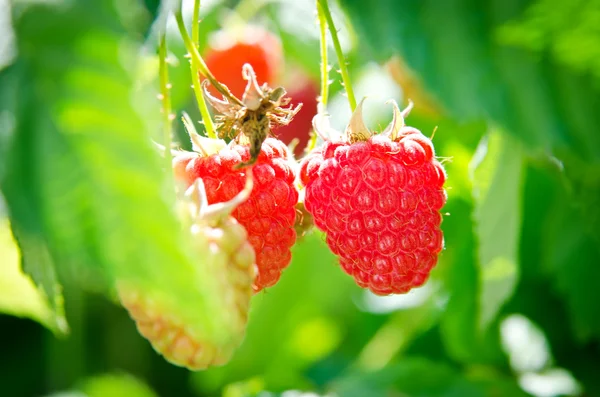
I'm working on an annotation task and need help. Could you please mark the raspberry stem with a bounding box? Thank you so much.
[191,0,200,46]
[317,1,330,108]
[174,9,244,108]
[188,0,216,139]
[317,0,357,112]
[306,0,331,153]
[158,33,174,177]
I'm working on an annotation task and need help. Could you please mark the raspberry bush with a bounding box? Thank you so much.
[4,1,599,396]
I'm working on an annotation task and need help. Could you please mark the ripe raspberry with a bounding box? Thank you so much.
[177,137,298,291]
[119,179,256,370]
[299,100,447,295]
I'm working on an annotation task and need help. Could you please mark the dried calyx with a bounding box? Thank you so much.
[203,64,301,166]
[314,98,415,143]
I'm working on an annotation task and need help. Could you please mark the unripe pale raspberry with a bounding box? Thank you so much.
[181,138,298,291]
[300,101,447,295]
[119,179,256,370]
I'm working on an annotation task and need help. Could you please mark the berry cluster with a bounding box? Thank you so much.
[120,23,448,371]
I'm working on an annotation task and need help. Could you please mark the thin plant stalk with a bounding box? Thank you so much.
[174,9,243,107]
[158,33,174,176]
[307,0,331,152]
[317,0,330,108]
[318,0,357,112]
[192,0,200,45]
[187,0,216,138]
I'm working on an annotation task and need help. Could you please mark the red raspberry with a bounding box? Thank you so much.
[204,26,282,99]
[299,101,447,295]
[179,138,298,291]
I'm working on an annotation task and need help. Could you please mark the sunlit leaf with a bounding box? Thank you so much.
[496,0,600,80]
[0,218,64,333]
[45,393,87,397]
[44,373,158,397]
[79,373,158,397]
[0,0,237,349]
[470,130,523,330]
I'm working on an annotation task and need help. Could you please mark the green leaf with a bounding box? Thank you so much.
[511,158,600,343]
[0,0,236,348]
[0,59,17,181]
[470,130,523,330]
[437,189,504,365]
[496,0,600,80]
[45,393,87,397]
[337,0,600,164]
[506,163,600,394]
[543,185,600,342]
[331,357,530,397]
[78,373,158,397]
[0,218,64,333]
[0,62,68,333]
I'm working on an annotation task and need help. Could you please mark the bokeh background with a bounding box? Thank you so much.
[1,0,599,396]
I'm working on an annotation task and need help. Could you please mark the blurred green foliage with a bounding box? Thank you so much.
[1,0,599,396]
[0,218,60,332]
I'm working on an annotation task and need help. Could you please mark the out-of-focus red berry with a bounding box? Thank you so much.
[203,26,282,99]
